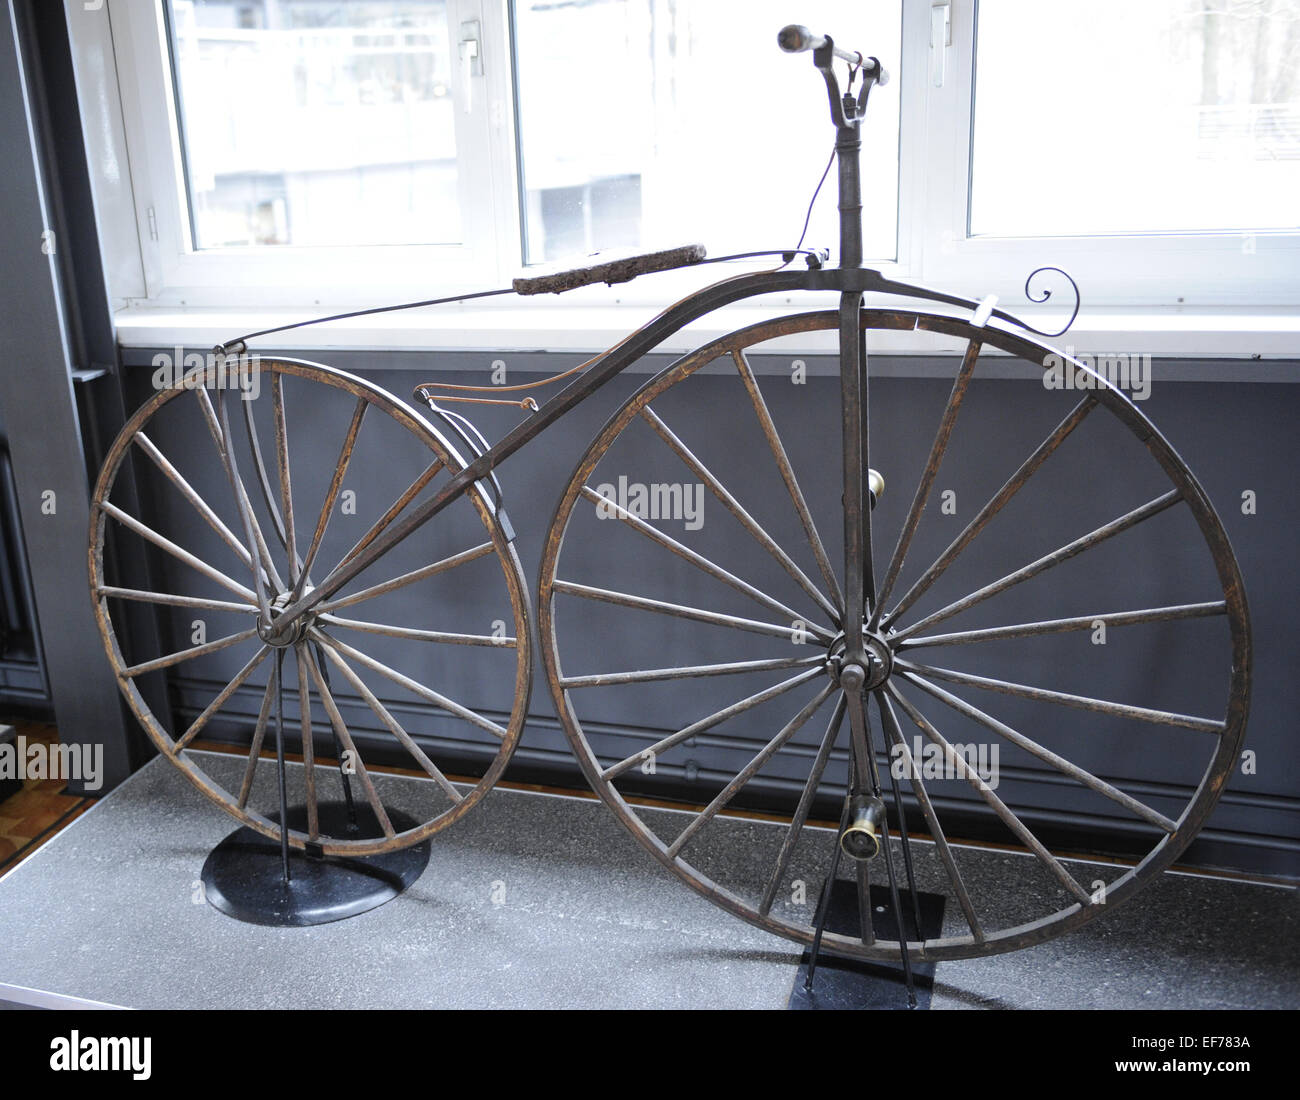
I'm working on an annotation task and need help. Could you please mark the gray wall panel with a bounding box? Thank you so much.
[118,346,1297,877]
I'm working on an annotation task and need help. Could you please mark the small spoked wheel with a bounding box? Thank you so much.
[91,356,531,856]
[539,309,1250,962]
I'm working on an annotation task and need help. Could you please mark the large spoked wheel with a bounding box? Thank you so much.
[91,356,531,857]
[539,309,1250,962]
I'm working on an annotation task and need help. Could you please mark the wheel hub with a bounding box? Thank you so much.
[826,626,893,690]
[257,587,315,648]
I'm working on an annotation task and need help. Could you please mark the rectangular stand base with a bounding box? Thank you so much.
[788,879,946,1011]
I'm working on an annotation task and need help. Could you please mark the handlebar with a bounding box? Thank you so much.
[778,24,889,86]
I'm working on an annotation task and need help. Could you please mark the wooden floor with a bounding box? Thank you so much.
[0,720,96,874]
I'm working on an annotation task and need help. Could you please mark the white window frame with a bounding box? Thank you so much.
[69,0,1300,345]
[103,0,521,307]
[918,2,1300,309]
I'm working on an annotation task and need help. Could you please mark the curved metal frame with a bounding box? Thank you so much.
[85,26,1251,974]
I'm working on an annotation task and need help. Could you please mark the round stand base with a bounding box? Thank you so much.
[200,801,429,927]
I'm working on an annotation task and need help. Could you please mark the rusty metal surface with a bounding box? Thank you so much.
[512,243,707,295]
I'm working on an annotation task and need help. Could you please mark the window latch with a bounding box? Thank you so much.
[459,20,483,112]
[930,1,952,88]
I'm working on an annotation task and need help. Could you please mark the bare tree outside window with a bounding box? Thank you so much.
[971,0,1300,236]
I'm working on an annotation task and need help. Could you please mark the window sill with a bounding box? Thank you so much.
[113,298,1300,369]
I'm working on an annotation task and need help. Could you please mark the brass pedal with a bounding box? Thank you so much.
[840,794,887,860]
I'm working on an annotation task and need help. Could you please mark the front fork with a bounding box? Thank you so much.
[805,286,918,1005]
[835,286,885,869]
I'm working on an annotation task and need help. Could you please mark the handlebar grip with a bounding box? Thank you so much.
[777,24,821,53]
[777,24,889,85]
[512,243,706,296]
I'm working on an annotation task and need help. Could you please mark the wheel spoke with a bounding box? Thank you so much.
[874,690,984,942]
[132,431,257,576]
[318,614,515,647]
[894,659,1226,734]
[337,458,445,570]
[639,405,841,625]
[758,694,846,916]
[199,387,284,611]
[896,670,1178,831]
[96,586,256,614]
[239,382,285,555]
[173,645,272,752]
[580,485,810,628]
[667,683,835,859]
[292,397,367,601]
[317,542,494,613]
[552,579,831,644]
[233,369,301,590]
[892,489,1182,641]
[98,501,258,604]
[313,637,464,803]
[271,371,297,582]
[886,683,1093,906]
[122,626,260,678]
[295,645,319,839]
[733,350,844,609]
[240,371,314,589]
[888,397,1096,626]
[870,339,980,629]
[310,627,507,740]
[601,667,824,781]
[237,677,277,810]
[559,654,822,690]
[302,652,396,838]
[897,601,1228,649]
[202,387,283,598]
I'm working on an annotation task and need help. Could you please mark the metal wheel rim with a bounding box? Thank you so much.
[538,308,1250,962]
[90,356,532,856]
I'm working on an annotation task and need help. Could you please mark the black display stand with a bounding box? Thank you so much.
[789,880,946,1010]
[201,801,430,927]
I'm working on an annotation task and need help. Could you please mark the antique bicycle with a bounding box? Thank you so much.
[89,27,1250,999]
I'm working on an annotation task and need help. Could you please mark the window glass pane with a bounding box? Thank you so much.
[169,0,461,249]
[513,1,901,263]
[971,0,1300,236]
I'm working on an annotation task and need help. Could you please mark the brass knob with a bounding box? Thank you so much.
[840,795,887,861]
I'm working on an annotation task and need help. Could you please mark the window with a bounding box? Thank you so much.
[512,0,900,262]
[86,0,1300,317]
[169,1,464,249]
[970,0,1300,236]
